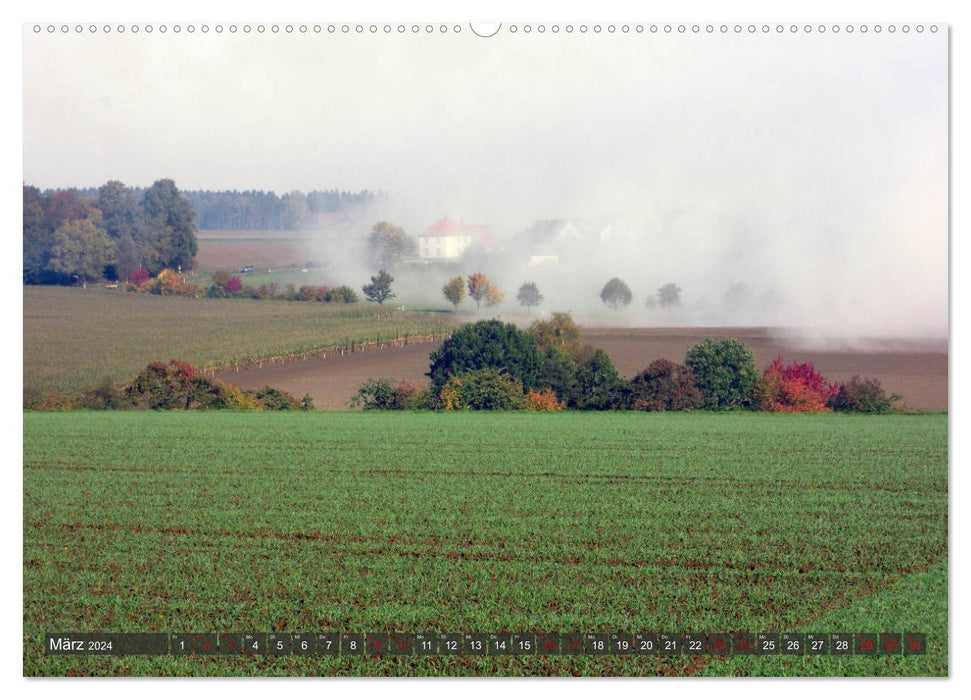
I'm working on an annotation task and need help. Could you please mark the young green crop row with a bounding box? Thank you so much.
[23,412,947,676]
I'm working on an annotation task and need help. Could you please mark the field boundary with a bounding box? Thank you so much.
[203,331,453,376]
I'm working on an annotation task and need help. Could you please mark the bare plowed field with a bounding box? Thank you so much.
[216,327,947,411]
[194,230,315,271]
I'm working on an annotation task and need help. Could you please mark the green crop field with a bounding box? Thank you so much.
[23,286,457,395]
[23,411,947,677]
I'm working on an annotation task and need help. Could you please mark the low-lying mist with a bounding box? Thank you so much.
[24,29,948,345]
[299,189,947,343]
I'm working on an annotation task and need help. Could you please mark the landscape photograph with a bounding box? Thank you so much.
[21,21,947,677]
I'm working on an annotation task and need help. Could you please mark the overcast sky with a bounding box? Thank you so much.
[22,24,948,335]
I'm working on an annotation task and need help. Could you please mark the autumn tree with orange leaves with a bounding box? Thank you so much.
[467,272,502,310]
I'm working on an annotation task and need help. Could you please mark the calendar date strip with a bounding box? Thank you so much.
[45,632,927,656]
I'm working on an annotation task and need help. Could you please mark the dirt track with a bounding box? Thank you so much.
[215,327,947,411]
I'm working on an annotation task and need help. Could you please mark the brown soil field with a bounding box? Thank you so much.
[216,327,947,411]
[195,231,314,271]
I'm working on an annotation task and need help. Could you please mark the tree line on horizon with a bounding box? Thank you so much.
[184,188,378,230]
[27,184,378,232]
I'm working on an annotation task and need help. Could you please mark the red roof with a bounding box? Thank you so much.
[423,217,492,245]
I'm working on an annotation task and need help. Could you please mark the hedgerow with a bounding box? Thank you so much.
[349,317,905,414]
[26,360,311,411]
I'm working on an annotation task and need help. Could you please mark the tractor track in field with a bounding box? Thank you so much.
[32,520,945,577]
[25,461,946,495]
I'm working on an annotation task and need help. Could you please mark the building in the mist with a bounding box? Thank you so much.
[518,215,635,268]
[573,216,619,244]
[417,217,492,260]
[520,219,581,267]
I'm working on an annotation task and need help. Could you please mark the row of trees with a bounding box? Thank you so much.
[24,180,198,284]
[23,183,384,286]
[354,314,901,413]
[442,273,504,310]
[441,275,546,311]
[123,267,361,303]
[122,266,398,305]
[32,186,377,231]
[117,263,510,310]
[185,188,377,230]
[438,275,681,313]
[601,278,682,311]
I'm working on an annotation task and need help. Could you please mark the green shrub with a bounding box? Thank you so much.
[572,348,625,410]
[438,368,527,410]
[428,319,545,392]
[536,345,579,404]
[351,378,433,410]
[327,286,359,303]
[828,375,900,413]
[351,378,395,409]
[528,312,585,361]
[684,337,759,410]
[251,385,302,410]
[190,376,237,409]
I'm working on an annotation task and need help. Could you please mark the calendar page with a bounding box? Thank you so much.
[21,16,948,679]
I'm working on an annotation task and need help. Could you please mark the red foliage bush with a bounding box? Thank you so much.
[224,275,244,293]
[167,358,197,380]
[129,268,150,286]
[755,356,837,412]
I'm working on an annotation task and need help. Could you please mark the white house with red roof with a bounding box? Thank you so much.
[418,217,492,260]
